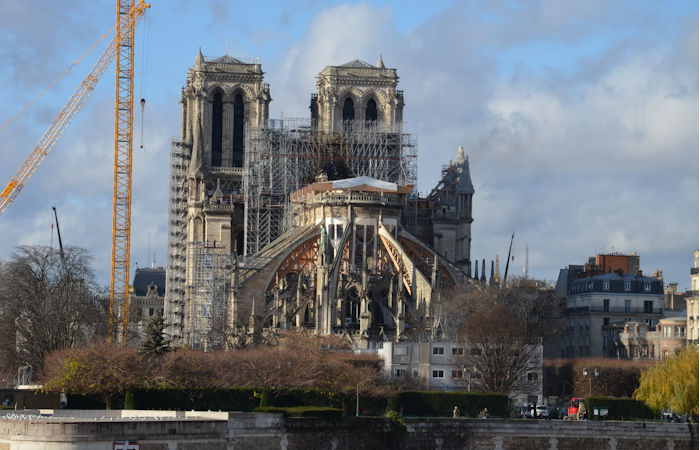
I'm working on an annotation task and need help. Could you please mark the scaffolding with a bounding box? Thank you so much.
[165,139,188,341]
[187,241,234,349]
[243,118,417,256]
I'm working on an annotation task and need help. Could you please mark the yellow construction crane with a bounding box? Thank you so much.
[0,2,149,344]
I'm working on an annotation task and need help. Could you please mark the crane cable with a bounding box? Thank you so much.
[138,13,150,151]
[0,22,118,134]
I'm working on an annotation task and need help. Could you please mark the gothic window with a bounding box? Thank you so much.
[366,98,377,122]
[233,93,244,167]
[211,91,223,167]
[342,97,355,122]
[235,231,244,256]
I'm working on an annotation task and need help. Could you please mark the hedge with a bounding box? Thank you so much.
[82,388,507,418]
[124,388,258,411]
[584,396,656,421]
[273,388,340,408]
[396,391,509,418]
[254,406,343,417]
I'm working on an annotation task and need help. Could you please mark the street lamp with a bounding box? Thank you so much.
[582,367,599,396]
[462,366,471,392]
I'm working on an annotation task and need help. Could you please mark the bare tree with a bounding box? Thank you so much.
[0,245,107,379]
[455,303,540,394]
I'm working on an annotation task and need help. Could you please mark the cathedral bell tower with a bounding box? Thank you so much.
[310,56,403,132]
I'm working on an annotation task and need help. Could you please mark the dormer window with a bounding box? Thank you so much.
[603,281,610,291]
[644,283,651,292]
[624,282,631,291]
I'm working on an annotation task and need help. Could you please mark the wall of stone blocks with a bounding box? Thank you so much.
[0,411,696,450]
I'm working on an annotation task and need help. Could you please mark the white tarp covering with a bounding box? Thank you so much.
[330,176,398,192]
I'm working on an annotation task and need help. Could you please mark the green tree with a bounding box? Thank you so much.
[140,311,170,356]
[634,346,698,418]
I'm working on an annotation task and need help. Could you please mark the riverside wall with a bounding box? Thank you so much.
[0,411,696,450]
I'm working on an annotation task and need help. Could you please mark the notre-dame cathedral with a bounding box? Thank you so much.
[165,51,478,349]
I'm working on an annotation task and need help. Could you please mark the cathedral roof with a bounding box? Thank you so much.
[210,55,246,64]
[331,176,399,192]
[339,59,375,68]
[291,176,413,201]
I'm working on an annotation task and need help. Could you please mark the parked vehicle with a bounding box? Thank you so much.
[567,398,584,417]
[535,405,549,419]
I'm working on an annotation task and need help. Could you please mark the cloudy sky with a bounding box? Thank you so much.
[0,0,697,289]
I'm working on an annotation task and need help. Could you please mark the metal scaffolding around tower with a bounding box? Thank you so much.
[243,118,417,256]
[187,241,234,349]
[165,138,188,341]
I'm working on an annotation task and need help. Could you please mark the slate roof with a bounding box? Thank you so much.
[210,55,245,64]
[133,267,166,297]
[339,59,375,68]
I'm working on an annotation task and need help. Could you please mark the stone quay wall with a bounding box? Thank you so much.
[0,410,696,450]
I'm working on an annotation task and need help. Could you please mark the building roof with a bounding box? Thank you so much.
[339,59,375,68]
[568,271,663,295]
[290,176,413,202]
[209,55,246,64]
[331,176,399,192]
[133,267,166,297]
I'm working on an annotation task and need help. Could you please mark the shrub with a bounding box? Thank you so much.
[273,388,339,408]
[123,391,136,410]
[386,396,400,413]
[397,391,508,417]
[254,406,343,417]
[125,388,257,411]
[584,396,655,421]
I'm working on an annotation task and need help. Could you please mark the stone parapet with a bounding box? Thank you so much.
[0,411,696,450]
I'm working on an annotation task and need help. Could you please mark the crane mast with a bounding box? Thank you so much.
[110,0,148,344]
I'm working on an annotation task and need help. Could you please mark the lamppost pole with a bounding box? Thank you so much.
[583,367,599,396]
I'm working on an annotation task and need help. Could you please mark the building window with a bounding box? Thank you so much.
[603,299,610,312]
[603,317,610,327]
[625,300,631,313]
[603,281,610,291]
[211,90,223,167]
[451,370,463,379]
[527,372,538,381]
[432,347,445,355]
[644,301,653,313]
[394,369,406,377]
[232,93,244,167]
[624,282,631,291]
[343,98,355,121]
[470,348,482,356]
[452,347,463,356]
[412,370,419,378]
[432,370,444,378]
[644,282,651,292]
[149,308,154,316]
[366,98,377,122]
